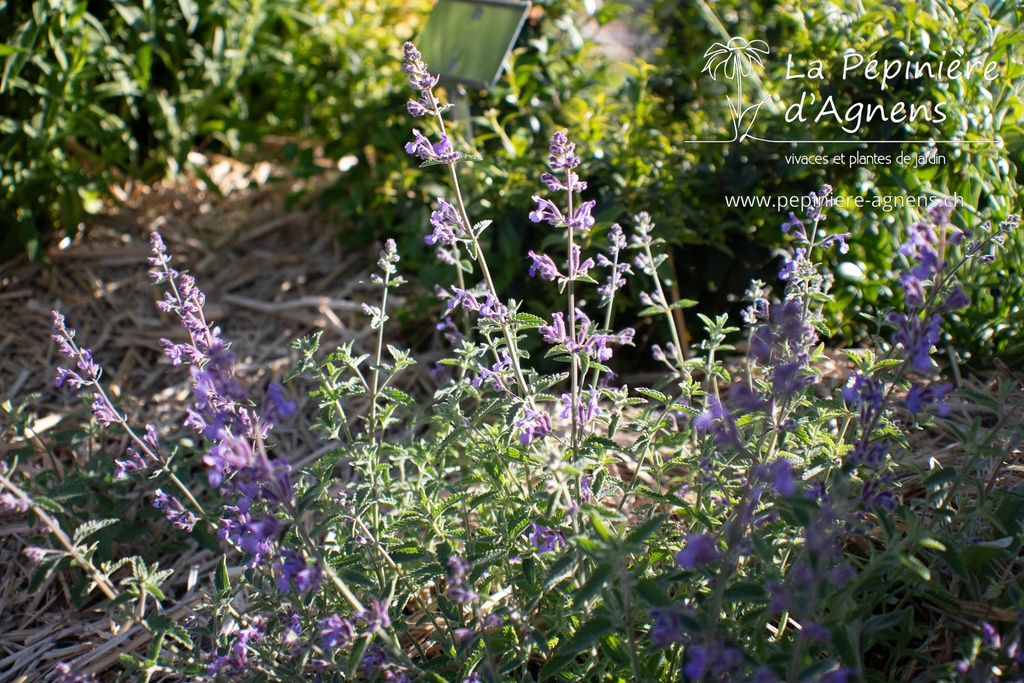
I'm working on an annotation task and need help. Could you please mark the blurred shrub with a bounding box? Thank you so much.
[328,0,1023,363]
[0,0,429,260]
[645,0,1024,361]
[3,0,1020,363]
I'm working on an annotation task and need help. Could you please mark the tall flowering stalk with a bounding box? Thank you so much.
[51,305,203,529]
[530,130,594,456]
[403,42,530,398]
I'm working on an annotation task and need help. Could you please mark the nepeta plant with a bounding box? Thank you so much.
[3,40,1023,683]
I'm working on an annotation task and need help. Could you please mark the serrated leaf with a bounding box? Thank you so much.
[542,554,577,593]
[723,581,767,604]
[634,387,667,403]
[436,594,462,622]
[32,496,65,514]
[587,511,612,543]
[512,312,548,326]
[144,614,192,648]
[861,607,911,641]
[572,562,612,609]
[868,358,903,374]
[625,515,666,548]
[956,387,1004,413]
[919,537,946,552]
[117,653,138,670]
[923,467,958,489]
[380,387,413,406]
[538,616,614,679]
[73,518,119,545]
[899,555,931,582]
[637,305,665,317]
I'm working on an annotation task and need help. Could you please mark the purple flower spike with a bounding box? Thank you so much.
[152,488,197,532]
[693,397,739,448]
[820,232,851,254]
[405,130,459,164]
[529,522,565,553]
[262,383,297,423]
[927,200,954,226]
[568,244,595,278]
[540,172,566,192]
[275,550,322,594]
[941,286,971,311]
[567,200,596,232]
[529,196,564,225]
[779,247,806,281]
[114,448,146,480]
[321,614,355,650]
[403,42,439,92]
[675,532,722,568]
[781,212,804,237]
[355,597,392,632]
[479,295,509,321]
[558,389,601,425]
[515,408,552,445]
[548,130,581,171]
[906,382,952,417]
[54,663,95,683]
[888,312,942,372]
[427,198,464,246]
[91,395,119,426]
[527,250,561,281]
[54,366,85,390]
[768,458,798,496]
[539,312,567,345]
[648,607,686,647]
[0,491,28,513]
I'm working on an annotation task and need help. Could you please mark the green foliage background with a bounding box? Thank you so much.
[2,0,1022,361]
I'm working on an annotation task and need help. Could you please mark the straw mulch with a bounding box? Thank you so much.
[0,154,440,682]
[0,155,1021,681]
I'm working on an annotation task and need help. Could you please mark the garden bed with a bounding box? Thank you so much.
[1,154,1021,681]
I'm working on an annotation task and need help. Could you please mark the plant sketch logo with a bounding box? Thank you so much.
[693,35,1001,145]
[700,37,773,142]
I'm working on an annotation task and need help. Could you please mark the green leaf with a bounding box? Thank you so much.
[899,555,931,582]
[572,562,613,609]
[143,614,192,648]
[861,607,912,642]
[624,515,666,548]
[922,467,958,489]
[538,616,614,679]
[867,358,903,374]
[32,496,65,514]
[512,312,548,327]
[380,387,413,406]
[588,510,613,543]
[436,594,462,622]
[723,581,767,604]
[72,518,119,545]
[28,555,64,595]
[633,387,667,403]
[215,555,230,596]
[542,554,577,593]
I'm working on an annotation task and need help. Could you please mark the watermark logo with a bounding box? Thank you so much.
[692,35,1002,146]
[701,38,773,142]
